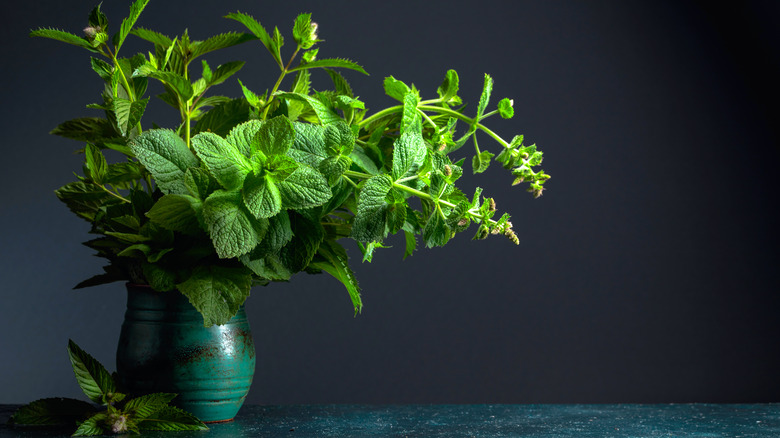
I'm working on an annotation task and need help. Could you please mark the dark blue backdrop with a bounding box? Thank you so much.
[1,1,778,404]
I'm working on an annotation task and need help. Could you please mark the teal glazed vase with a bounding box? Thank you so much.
[116,284,255,422]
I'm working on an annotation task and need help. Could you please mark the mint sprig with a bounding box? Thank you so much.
[9,340,207,436]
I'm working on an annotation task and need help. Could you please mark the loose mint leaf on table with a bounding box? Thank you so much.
[72,412,109,437]
[178,265,253,327]
[67,340,116,404]
[9,398,97,426]
[191,131,252,190]
[137,406,208,431]
[129,129,198,195]
[123,393,177,419]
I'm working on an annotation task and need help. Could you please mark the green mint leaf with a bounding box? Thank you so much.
[30,28,96,52]
[351,174,392,242]
[178,265,253,327]
[90,57,112,81]
[114,0,151,52]
[226,120,263,158]
[224,11,279,66]
[55,181,113,222]
[392,131,427,181]
[137,405,208,431]
[206,60,246,86]
[310,240,362,314]
[146,194,203,234]
[237,79,263,108]
[401,91,421,134]
[130,129,198,195]
[123,393,177,420]
[190,32,254,59]
[423,207,451,248]
[386,201,407,234]
[50,117,116,142]
[276,164,331,210]
[293,13,317,49]
[247,211,292,258]
[184,167,220,201]
[257,115,295,156]
[403,229,416,260]
[292,69,311,95]
[497,97,514,119]
[302,48,318,63]
[268,155,300,180]
[271,26,284,64]
[112,97,148,136]
[193,98,252,137]
[279,211,324,272]
[130,27,172,47]
[289,58,367,75]
[437,69,462,105]
[350,145,379,175]
[383,76,411,101]
[142,262,177,292]
[138,70,193,101]
[323,121,355,155]
[243,173,282,219]
[318,156,351,186]
[9,398,97,426]
[476,73,493,119]
[288,122,327,168]
[325,68,354,97]
[191,131,252,190]
[202,190,262,258]
[72,412,108,436]
[67,340,116,404]
[472,150,494,174]
[275,92,341,125]
[83,143,108,184]
[240,253,292,281]
[88,4,108,29]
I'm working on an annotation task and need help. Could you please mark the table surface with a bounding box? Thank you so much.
[2,403,779,437]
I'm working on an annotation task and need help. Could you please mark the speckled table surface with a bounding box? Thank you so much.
[2,403,779,437]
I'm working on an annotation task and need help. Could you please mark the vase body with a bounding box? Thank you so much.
[116,285,255,422]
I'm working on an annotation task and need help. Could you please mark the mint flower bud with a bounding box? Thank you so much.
[443,165,452,177]
[83,26,98,39]
[310,22,319,41]
[109,413,128,434]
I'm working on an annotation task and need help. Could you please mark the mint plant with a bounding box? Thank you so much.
[33,0,549,326]
[9,340,207,435]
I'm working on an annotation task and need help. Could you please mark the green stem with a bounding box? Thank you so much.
[343,169,498,226]
[357,105,403,127]
[262,46,301,120]
[101,185,131,203]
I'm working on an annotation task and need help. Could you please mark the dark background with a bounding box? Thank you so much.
[1,0,778,404]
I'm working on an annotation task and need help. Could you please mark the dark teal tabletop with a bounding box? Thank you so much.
[2,404,779,437]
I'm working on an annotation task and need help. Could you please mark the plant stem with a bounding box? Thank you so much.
[262,46,301,119]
